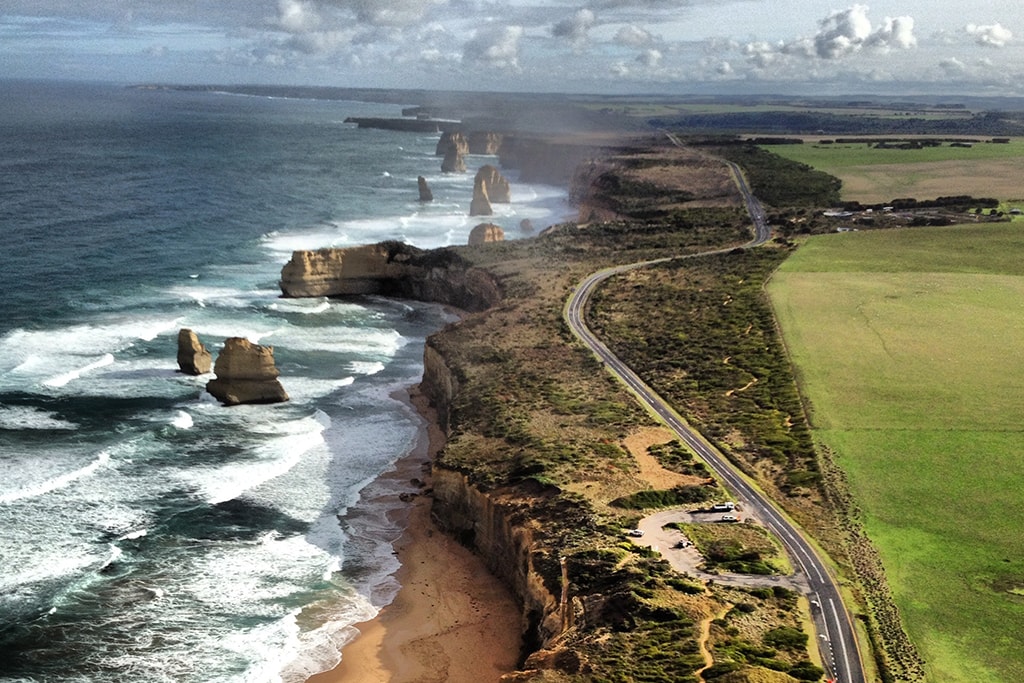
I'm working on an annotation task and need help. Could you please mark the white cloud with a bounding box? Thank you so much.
[324,0,444,27]
[866,16,916,52]
[552,8,596,49]
[614,24,654,47]
[636,47,661,67]
[813,4,873,59]
[939,56,965,73]
[277,0,322,33]
[738,4,917,72]
[966,23,1012,47]
[462,25,523,71]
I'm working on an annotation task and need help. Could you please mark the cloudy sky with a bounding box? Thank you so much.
[3,0,1023,95]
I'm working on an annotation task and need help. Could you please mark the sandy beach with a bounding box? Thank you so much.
[307,388,522,683]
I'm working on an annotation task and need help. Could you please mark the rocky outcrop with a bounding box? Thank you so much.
[279,241,502,312]
[177,328,212,375]
[468,223,505,245]
[438,131,468,173]
[519,218,535,234]
[436,131,469,157]
[206,338,289,406]
[475,164,511,203]
[417,176,433,202]
[467,131,504,154]
[470,177,493,216]
[441,146,467,173]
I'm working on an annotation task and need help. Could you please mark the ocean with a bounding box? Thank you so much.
[0,81,569,682]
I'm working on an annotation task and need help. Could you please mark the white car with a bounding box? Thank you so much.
[627,529,645,537]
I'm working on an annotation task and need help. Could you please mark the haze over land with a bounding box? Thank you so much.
[3,0,1024,96]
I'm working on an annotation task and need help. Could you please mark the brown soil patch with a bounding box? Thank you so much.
[623,427,703,489]
[839,158,1024,203]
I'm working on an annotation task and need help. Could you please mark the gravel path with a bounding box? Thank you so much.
[628,508,810,592]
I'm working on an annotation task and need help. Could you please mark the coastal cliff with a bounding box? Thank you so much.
[279,241,501,312]
[421,338,576,668]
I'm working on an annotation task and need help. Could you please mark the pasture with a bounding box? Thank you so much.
[767,223,1024,683]
[764,139,1024,204]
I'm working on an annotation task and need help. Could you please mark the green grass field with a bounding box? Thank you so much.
[767,223,1024,683]
[766,139,1024,168]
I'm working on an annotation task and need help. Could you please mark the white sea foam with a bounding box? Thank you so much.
[271,326,405,356]
[119,529,149,541]
[168,284,256,309]
[180,414,328,505]
[42,353,115,388]
[0,316,193,392]
[100,543,124,570]
[0,406,77,430]
[281,376,355,403]
[0,448,112,505]
[348,360,385,376]
[171,410,194,429]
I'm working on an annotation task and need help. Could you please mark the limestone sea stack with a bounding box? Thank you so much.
[435,131,469,157]
[467,132,504,154]
[206,337,289,406]
[469,177,493,216]
[474,164,511,203]
[417,176,434,202]
[468,223,505,245]
[177,328,212,375]
[441,146,466,173]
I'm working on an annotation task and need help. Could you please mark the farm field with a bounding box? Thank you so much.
[764,139,1024,204]
[767,223,1024,683]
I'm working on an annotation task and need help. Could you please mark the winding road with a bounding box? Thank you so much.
[563,159,865,683]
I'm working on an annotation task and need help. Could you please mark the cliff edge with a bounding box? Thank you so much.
[279,241,502,312]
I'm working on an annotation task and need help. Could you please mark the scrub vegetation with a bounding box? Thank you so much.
[426,138,832,682]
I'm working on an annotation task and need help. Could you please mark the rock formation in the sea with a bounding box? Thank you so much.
[279,241,502,312]
[205,337,289,406]
[519,218,535,234]
[441,146,466,173]
[468,223,505,245]
[177,328,212,375]
[435,131,469,157]
[467,131,504,155]
[437,131,468,173]
[474,164,511,203]
[417,176,433,202]
[469,177,493,216]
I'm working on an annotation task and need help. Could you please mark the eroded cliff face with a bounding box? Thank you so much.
[421,337,574,671]
[279,241,502,312]
[430,469,567,648]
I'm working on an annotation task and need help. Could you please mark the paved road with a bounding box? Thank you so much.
[563,160,865,683]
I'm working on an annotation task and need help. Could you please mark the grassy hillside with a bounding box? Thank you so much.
[768,224,1024,683]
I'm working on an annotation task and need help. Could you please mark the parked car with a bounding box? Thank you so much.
[711,502,736,511]
[720,514,739,522]
[627,529,645,537]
